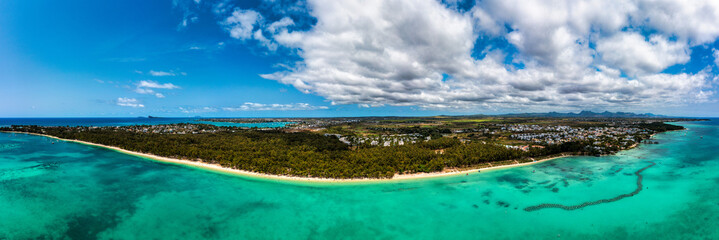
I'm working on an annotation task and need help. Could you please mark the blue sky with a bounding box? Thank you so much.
[2,0,719,117]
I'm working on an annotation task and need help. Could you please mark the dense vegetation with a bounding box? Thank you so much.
[2,125,588,179]
[1,120,686,179]
[634,122,685,132]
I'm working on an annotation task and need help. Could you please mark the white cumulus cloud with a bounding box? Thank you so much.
[218,0,718,111]
[596,33,690,76]
[267,17,294,33]
[222,102,329,111]
[149,70,176,76]
[137,80,180,89]
[135,81,180,98]
[223,9,261,40]
[117,98,144,108]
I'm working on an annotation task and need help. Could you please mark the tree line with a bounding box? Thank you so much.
[1,124,663,179]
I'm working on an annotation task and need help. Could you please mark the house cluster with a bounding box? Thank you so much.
[292,119,360,130]
[500,124,572,132]
[508,125,646,145]
[122,124,221,134]
[502,145,544,151]
[68,124,225,135]
[330,133,423,147]
[202,118,362,130]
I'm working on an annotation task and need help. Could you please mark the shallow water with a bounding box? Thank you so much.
[1,120,718,239]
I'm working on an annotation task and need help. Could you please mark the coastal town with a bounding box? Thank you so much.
[5,116,686,159]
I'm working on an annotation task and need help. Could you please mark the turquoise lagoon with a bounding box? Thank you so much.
[1,120,718,239]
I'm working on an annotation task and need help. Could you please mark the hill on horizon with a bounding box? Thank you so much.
[491,110,666,118]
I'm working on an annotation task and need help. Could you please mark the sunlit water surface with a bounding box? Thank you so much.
[1,120,718,239]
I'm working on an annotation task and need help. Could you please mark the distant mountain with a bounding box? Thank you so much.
[497,111,666,118]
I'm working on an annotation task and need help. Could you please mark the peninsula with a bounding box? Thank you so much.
[1,114,691,180]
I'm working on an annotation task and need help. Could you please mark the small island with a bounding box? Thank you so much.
[1,113,692,180]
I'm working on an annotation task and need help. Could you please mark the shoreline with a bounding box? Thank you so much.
[1,131,605,184]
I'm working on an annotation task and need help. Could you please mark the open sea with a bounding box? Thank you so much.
[0,119,718,239]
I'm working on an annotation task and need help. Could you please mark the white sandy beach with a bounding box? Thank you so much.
[8,131,571,183]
